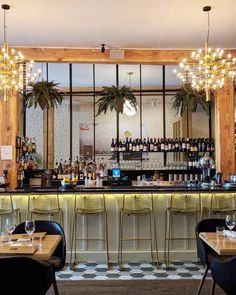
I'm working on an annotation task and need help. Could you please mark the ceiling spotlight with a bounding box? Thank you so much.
[101,44,106,53]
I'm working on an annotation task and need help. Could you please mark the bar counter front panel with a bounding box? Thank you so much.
[2,187,235,262]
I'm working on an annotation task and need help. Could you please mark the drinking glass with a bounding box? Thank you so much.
[225,215,236,236]
[25,220,35,245]
[5,216,16,243]
[216,226,225,238]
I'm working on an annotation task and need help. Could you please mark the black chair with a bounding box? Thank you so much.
[211,256,236,295]
[195,218,226,295]
[13,220,66,271]
[0,257,59,295]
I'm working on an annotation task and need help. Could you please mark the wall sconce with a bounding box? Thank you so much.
[101,44,106,53]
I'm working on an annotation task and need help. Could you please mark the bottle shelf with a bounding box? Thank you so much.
[111,150,214,153]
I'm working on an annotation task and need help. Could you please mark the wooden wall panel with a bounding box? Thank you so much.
[0,95,19,189]
[43,108,54,169]
[215,80,235,180]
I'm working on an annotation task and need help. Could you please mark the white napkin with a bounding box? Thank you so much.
[224,230,236,239]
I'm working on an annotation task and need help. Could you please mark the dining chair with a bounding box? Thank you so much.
[210,256,236,295]
[13,220,66,271]
[195,218,230,295]
[0,257,59,295]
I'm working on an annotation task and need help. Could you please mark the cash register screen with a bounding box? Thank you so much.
[112,168,121,179]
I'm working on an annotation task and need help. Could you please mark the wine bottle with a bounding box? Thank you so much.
[111,138,115,152]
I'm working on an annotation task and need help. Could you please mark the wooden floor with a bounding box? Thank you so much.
[47,280,225,295]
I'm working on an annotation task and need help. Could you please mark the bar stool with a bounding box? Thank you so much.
[118,194,158,269]
[208,193,236,218]
[27,194,63,226]
[0,194,21,225]
[70,193,109,269]
[164,193,200,268]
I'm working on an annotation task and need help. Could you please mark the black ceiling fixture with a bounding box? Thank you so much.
[101,44,106,53]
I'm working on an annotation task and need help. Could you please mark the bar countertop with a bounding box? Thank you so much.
[1,184,236,194]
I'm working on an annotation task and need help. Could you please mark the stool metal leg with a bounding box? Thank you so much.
[149,212,154,265]
[119,211,124,269]
[151,194,159,266]
[104,211,110,268]
[70,212,76,268]
[164,209,168,266]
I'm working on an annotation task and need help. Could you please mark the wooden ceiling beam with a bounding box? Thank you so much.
[14,47,236,64]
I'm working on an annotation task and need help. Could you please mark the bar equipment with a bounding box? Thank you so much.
[198,154,214,183]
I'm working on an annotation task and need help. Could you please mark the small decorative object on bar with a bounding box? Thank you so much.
[22,80,63,110]
[0,4,41,101]
[172,83,209,116]
[173,6,236,102]
[96,85,137,115]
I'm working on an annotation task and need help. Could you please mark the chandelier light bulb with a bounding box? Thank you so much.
[174,5,236,102]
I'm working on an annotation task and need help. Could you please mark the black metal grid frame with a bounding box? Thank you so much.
[24,63,212,167]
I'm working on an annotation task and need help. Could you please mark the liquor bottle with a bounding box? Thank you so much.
[122,140,126,152]
[168,138,172,152]
[132,140,136,152]
[147,137,150,152]
[182,138,186,152]
[150,138,154,152]
[175,138,179,152]
[164,139,168,151]
[154,138,158,152]
[114,139,119,152]
[201,138,205,152]
[110,138,115,152]
[143,138,147,152]
[125,138,129,152]
[22,137,28,153]
[206,138,211,152]
[128,138,132,152]
[186,138,190,152]
[139,139,143,151]
[32,137,36,153]
[161,138,165,151]
[136,139,140,152]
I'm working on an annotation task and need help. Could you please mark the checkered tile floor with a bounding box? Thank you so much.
[56,261,210,280]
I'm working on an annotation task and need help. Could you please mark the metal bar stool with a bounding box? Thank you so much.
[118,193,159,269]
[27,194,64,226]
[164,193,200,268]
[208,193,236,218]
[70,193,109,269]
[0,194,21,226]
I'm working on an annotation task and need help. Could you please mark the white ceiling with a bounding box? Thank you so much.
[3,0,236,49]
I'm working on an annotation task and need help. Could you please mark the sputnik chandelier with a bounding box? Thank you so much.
[0,4,41,101]
[173,6,236,101]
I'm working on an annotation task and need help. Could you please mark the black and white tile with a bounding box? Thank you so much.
[56,261,211,280]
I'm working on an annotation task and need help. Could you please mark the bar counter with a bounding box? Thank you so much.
[1,185,235,263]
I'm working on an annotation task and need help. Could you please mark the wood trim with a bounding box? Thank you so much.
[215,79,235,180]
[43,107,54,169]
[0,95,19,189]
[14,47,236,64]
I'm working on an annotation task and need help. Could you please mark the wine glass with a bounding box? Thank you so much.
[5,216,16,244]
[25,220,35,245]
[225,215,236,236]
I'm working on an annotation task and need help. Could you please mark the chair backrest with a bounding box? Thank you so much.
[122,194,153,211]
[210,193,235,210]
[13,220,66,271]
[195,218,225,265]
[170,194,200,211]
[75,194,106,211]
[0,257,54,295]
[28,194,60,211]
[211,256,236,295]
[0,194,13,212]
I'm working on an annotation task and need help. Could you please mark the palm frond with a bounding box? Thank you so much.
[172,83,211,116]
[96,85,137,116]
[21,80,63,111]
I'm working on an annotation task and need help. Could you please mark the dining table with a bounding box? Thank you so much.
[0,232,61,260]
[199,232,236,256]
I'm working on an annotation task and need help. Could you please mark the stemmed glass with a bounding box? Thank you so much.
[25,220,35,245]
[5,216,16,244]
[225,215,236,237]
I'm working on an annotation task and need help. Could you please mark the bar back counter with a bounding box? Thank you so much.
[1,186,235,264]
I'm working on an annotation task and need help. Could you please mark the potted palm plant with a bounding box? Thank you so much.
[22,80,63,110]
[172,84,211,116]
[96,85,137,116]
